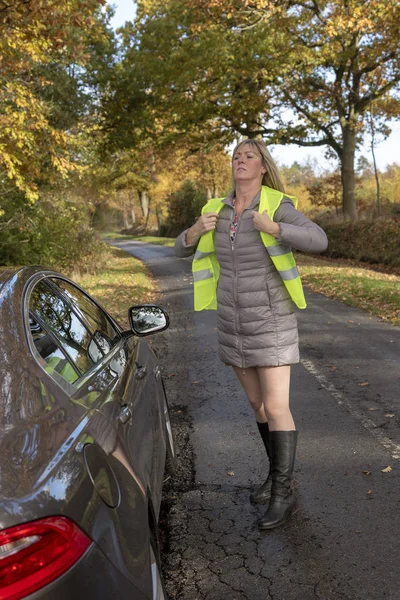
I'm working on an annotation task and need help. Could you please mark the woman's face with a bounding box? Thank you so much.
[232,144,266,184]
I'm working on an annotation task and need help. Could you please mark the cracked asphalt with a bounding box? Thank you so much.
[113,240,400,600]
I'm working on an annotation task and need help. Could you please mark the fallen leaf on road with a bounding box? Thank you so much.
[191,381,200,384]
[347,320,354,323]
[359,382,369,386]
[367,490,373,495]
[363,471,372,475]
[368,407,378,411]
[227,471,235,476]
[381,466,392,473]
[385,414,395,418]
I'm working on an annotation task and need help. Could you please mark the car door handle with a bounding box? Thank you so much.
[117,405,132,424]
[134,365,147,380]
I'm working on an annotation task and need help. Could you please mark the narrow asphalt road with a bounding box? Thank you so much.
[114,240,400,600]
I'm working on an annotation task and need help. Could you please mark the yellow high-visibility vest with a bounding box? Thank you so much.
[192,185,307,311]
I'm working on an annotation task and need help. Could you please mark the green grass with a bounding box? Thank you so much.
[100,232,175,247]
[75,247,154,329]
[297,253,400,326]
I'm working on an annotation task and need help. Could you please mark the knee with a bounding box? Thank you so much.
[248,396,263,413]
[264,403,290,422]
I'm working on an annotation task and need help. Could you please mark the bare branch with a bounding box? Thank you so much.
[357,51,397,76]
[279,136,333,148]
[356,76,400,113]
[281,90,342,152]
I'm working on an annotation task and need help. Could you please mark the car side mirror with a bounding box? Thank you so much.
[128,304,169,336]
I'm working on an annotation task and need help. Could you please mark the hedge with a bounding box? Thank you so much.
[318,217,400,268]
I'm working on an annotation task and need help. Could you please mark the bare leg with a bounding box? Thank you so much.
[257,365,295,431]
[232,367,268,423]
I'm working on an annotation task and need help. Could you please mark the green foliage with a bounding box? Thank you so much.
[162,180,207,236]
[320,218,400,268]
[0,194,108,274]
[0,1,118,274]
[0,0,113,200]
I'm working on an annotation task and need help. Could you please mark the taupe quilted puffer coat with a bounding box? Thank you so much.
[175,191,328,368]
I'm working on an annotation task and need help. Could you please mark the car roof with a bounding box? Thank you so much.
[0,265,62,292]
[0,266,23,289]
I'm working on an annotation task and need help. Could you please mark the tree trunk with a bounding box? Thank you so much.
[122,204,130,229]
[145,204,151,230]
[334,177,339,216]
[371,143,381,216]
[340,127,358,221]
[127,190,137,226]
[155,208,162,234]
[138,190,149,219]
[369,116,381,216]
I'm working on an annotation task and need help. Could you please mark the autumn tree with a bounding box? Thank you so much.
[125,0,400,220]
[100,25,234,231]
[0,0,111,201]
[0,0,118,270]
[307,172,342,217]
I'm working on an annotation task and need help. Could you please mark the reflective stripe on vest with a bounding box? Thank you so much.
[192,187,307,310]
[192,198,224,311]
[258,187,306,308]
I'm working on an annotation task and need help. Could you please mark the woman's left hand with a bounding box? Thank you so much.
[251,210,281,238]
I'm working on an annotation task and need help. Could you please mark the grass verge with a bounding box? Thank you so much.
[296,253,400,326]
[101,232,175,247]
[75,247,155,329]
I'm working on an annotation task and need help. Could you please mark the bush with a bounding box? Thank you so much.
[162,180,207,237]
[0,194,108,275]
[319,217,400,268]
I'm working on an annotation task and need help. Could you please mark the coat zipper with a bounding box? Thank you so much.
[230,207,246,370]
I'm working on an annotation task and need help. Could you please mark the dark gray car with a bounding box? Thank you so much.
[0,266,176,599]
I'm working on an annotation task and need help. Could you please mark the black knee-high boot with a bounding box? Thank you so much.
[250,422,273,504]
[258,430,298,530]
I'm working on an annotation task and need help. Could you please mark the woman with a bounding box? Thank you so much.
[174,139,328,530]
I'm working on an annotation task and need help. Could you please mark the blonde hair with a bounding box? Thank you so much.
[232,138,285,193]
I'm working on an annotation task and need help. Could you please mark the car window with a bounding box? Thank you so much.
[29,315,80,384]
[50,278,120,355]
[29,280,97,376]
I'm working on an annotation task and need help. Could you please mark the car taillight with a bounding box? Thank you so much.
[0,516,91,600]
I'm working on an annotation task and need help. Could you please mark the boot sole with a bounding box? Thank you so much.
[258,506,298,530]
[258,515,289,530]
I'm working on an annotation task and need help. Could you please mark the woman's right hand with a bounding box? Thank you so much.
[186,212,219,245]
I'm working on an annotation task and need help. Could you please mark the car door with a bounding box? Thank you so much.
[28,275,155,597]
[124,335,167,515]
[49,277,158,495]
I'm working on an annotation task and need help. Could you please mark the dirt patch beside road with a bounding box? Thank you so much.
[158,404,196,599]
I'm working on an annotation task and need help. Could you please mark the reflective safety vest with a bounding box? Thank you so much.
[192,185,307,311]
